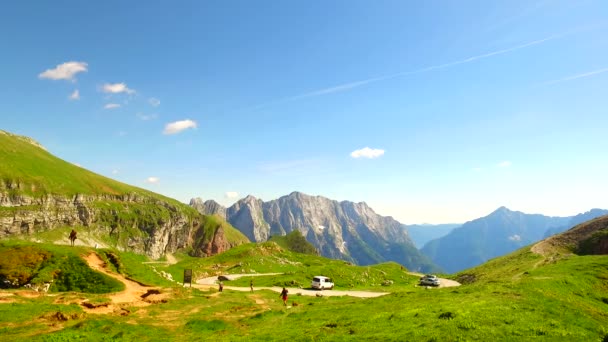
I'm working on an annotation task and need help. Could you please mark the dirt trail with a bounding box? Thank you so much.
[82,253,165,314]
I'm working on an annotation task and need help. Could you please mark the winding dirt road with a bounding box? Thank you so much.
[195,272,460,297]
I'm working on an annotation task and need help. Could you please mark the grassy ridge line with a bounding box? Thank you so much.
[1,240,606,340]
[0,130,188,210]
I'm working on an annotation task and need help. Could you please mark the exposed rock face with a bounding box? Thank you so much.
[226,195,270,242]
[196,191,439,272]
[192,225,231,257]
[0,190,234,259]
[189,198,226,219]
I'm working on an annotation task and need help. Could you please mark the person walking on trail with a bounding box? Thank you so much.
[250,279,254,292]
[280,287,288,306]
[69,230,77,247]
[219,281,224,292]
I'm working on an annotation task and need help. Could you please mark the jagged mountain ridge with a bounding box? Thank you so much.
[421,206,608,273]
[191,191,440,272]
[189,198,227,219]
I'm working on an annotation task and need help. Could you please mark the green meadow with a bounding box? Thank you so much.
[1,238,607,341]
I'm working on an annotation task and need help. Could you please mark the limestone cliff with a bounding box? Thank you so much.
[0,130,248,259]
[192,191,440,272]
[226,195,270,242]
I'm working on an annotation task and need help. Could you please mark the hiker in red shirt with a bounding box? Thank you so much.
[280,287,288,306]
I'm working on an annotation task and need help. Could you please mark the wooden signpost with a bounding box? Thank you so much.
[183,269,192,287]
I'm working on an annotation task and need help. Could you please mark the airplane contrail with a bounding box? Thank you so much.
[245,30,577,112]
[541,67,608,86]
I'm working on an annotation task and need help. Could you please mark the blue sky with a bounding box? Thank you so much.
[1,1,607,223]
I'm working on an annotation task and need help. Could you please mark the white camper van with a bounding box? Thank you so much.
[311,276,334,290]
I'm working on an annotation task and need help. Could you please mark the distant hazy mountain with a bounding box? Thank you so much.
[539,214,608,255]
[421,207,571,273]
[190,191,441,272]
[406,224,461,248]
[543,209,608,238]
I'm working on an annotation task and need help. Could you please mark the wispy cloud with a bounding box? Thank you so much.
[162,119,197,135]
[39,61,88,81]
[351,147,385,159]
[498,161,512,168]
[111,169,119,175]
[253,34,563,108]
[145,177,160,184]
[258,159,319,173]
[471,167,483,172]
[225,191,239,199]
[68,89,80,100]
[508,234,522,242]
[148,97,160,106]
[102,82,135,94]
[136,112,158,121]
[541,67,608,86]
[104,103,121,109]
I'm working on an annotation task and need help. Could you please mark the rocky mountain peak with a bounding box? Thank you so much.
[193,191,439,272]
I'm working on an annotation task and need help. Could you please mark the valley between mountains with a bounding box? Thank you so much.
[1,130,608,341]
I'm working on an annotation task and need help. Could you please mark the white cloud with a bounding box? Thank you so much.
[102,82,135,94]
[39,61,88,81]
[68,89,80,100]
[145,177,160,184]
[472,167,483,172]
[117,131,128,137]
[508,234,521,242]
[498,161,512,168]
[136,112,158,121]
[149,97,160,106]
[163,119,198,135]
[225,191,239,199]
[104,103,121,109]
[350,147,385,159]
[111,169,119,175]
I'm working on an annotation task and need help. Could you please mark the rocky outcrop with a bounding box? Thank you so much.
[194,191,439,272]
[189,197,226,219]
[192,225,231,257]
[0,190,233,259]
[226,195,270,242]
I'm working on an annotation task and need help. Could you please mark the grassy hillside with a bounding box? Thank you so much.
[268,230,318,255]
[0,130,248,254]
[0,130,188,207]
[0,237,607,341]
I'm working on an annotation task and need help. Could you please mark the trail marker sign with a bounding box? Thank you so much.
[183,269,192,287]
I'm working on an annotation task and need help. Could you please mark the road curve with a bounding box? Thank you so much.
[407,272,461,288]
[195,273,389,298]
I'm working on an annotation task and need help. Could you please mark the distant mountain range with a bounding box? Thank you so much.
[543,209,608,238]
[406,224,461,248]
[190,192,441,273]
[421,207,608,273]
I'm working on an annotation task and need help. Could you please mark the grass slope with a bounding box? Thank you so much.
[268,230,318,255]
[0,130,248,250]
[0,239,607,341]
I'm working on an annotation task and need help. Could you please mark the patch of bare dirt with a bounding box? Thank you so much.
[81,252,164,314]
